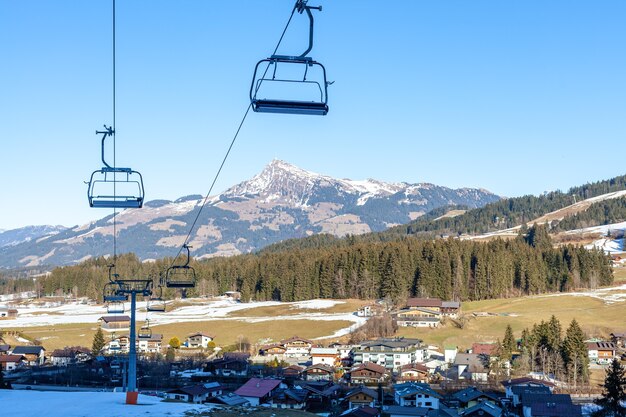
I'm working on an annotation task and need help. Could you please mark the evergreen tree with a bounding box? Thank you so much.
[593,359,626,417]
[562,319,589,388]
[165,347,175,362]
[501,324,516,361]
[91,327,106,356]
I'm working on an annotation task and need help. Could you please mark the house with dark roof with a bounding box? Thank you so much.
[11,346,45,366]
[0,344,11,355]
[341,405,380,417]
[587,341,617,364]
[521,393,580,417]
[448,387,499,410]
[304,363,335,381]
[281,336,315,358]
[166,385,213,403]
[294,381,342,411]
[234,377,282,406]
[0,307,18,319]
[345,385,378,409]
[270,387,309,409]
[50,347,92,366]
[283,364,304,379]
[211,393,249,407]
[509,385,552,407]
[204,353,249,376]
[353,338,427,372]
[393,382,442,410]
[98,315,130,330]
[461,401,503,417]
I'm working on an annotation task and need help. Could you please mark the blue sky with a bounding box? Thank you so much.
[1,1,625,230]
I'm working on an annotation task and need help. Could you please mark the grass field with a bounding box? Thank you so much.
[397,292,626,350]
[3,319,354,352]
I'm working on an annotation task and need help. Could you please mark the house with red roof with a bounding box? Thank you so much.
[234,377,283,406]
[0,354,25,371]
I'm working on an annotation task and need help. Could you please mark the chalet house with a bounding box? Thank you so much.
[311,347,339,367]
[449,387,499,410]
[281,336,314,358]
[186,333,214,349]
[234,377,282,406]
[587,341,617,364]
[461,401,503,417]
[0,307,18,319]
[50,347,92,366]
[205,353,249,377]
[440,301,461,318]
[283,364,304,379]
[345,385,378,408]
[260,343,287,358]
[98,315,130,331]
[212,393,249,407]
[304,364,335,381]
[350,362,389,385]
[11,346,46,366]
[0,354,25,371]
[270,387,308,409]
[295,381,342,411]
[508,386,552,407]
[521,393,581,417]
[393,382,442,410]
[399,363,430,383]
[356,304,384,317]
[453,353,488,382]
[138,334,163,354]
[166,385,213,403]
[396,315,441,328]
[0,344,11,355]
[353,338,426,372]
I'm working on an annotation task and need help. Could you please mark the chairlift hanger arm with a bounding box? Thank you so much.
[96,125,115,170]
[295,1,322,58]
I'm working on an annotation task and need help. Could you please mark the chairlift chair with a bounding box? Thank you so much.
[250,0,329,116]
[87,126,145,208]
[165,244,196,288]
[138,320,152,339]
[146,285,166,312]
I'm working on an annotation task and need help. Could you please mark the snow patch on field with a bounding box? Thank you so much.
[0,297,367,339]
[291,299,343,309]
[537,284,626,304]
[2,390,212,417]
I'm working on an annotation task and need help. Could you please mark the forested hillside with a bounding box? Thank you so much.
[390,174,626,237]
[39,225,612,304]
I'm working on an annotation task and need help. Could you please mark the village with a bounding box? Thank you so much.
[1,295,625,417]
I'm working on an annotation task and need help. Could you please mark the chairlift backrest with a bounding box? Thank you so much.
[165,244,197,288]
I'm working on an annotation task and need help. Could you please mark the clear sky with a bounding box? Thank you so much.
[1,1,625,230]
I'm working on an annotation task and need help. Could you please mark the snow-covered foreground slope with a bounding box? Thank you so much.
[0,297,367,339]
[3,390,213,417]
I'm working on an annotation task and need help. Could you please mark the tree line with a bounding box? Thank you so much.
[39,225,612,304]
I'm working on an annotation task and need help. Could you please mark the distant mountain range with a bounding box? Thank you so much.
[0,160,500,268]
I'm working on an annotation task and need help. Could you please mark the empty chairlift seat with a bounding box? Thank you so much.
[250,56,329,116]
[88,167,145,208]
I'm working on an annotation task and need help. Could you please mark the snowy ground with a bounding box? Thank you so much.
[537,283,626,304]
[0,297,367,339]
[2,390,213,417]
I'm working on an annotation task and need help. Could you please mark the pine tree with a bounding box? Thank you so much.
[502,324,516,361]
[593,359,626,417]
[562,319,589,388]
[91,327,106,356]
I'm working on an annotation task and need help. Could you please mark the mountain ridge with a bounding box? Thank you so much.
[0,159,500,268]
